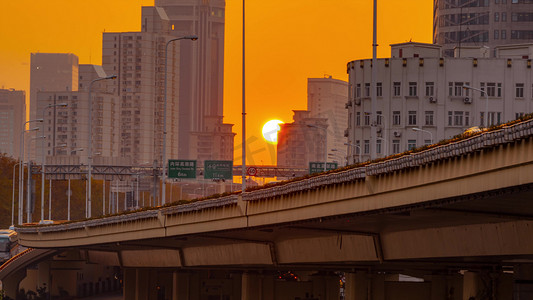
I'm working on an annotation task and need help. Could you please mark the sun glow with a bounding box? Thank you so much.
[262,120,284,144]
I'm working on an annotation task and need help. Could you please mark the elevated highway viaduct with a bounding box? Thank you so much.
[4,119,533,299]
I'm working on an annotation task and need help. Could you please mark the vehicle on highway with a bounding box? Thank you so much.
[0,229,21,263]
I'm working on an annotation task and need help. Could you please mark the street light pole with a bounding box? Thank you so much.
[12,162,20,227]
[19,120,42,225]
[370,0,378,160]
[88,75,116,219]
[344,142,362,164]
[464,85,488,127]
[242,0,247,193]
[412,128,433,145]
[162,35,198,206]
[41,103,67,222]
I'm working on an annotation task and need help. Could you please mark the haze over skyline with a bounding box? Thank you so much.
[0,0,432,165]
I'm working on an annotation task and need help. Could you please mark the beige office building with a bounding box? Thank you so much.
[0,89,26,159]
[307,77,348,160]
[154,0,227,160]
[434,0,533,57]
[277,110,328,169]
[346,41,533,164]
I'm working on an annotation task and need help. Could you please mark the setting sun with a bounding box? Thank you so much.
[262,120,284,144]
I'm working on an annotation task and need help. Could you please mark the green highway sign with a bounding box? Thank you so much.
[168,160,197,179]
[204,160,233,180]
[309,162,338,174]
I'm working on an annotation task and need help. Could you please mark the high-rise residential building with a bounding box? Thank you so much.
[31,2,233,170]
[307,77,348,158]
[277,110,328,169]
[0,89,25,158]
[33,64,118,165]
[36,66,117,164]
[153,0,227,160]
[434,0,533,57]
[102,7,179,166]
[29,53,79,159]
[346,41,533,164]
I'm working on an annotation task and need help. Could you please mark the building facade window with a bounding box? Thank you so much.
[502,30,507,39]
[392,139,400,154]
[364,83,370,97]
[364,140,370,154]
[356,84,361,98]
[376,82,383,97]
[465,112,470,126]
[454,111,464,126]
[495,12,500,22]
[393,82,401,96]
[408,140,416,150]
[516,83,524,98]
[409,82,418,96]
[393,111,401,125]
[364,112,370,126]
[449,82,470,96]
[425,82,435,96]
[425,111,434,126]
[481,82,502,97]
[377,111,383,125]
[516,112,525,119]
[376,140,382,154]
[408,111,417,125]
[356,112,361,126]
[448,111,453,126]
[494,30,499,39]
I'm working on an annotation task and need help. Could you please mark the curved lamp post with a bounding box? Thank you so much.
[344,142,362,164]
[11,162,20,227]
[19,121,42,224]
[161,35,198,206]
[41,103,67,222]
[412,128,433,145]
[87,75,117,219]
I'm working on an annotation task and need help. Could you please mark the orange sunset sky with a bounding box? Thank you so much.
[0,0,432,166]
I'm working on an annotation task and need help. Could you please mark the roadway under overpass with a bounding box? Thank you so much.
[4,119,533,299]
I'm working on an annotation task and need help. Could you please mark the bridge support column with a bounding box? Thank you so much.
[123,268,158,300]
[428,275,447,300]
[172,271,190,300]
[310,273,340,300]
[514,265,533,299]
[344,272,369,300]
[462,271,481,300]
[241,272,272,300]
[2,268,26,299]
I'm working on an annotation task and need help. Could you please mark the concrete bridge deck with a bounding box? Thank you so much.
[4,118,533,300]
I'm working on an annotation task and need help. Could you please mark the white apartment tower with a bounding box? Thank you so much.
[434,0,533,57]
[0,89,25,158]
[346,42,533,164]
[307,77,349,159]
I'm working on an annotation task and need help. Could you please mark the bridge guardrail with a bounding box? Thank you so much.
[16,118,533,231]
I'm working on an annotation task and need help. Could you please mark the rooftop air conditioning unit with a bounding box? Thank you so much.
[463,97,472,104]
[393,131,402,137]
[429,96,437,103]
